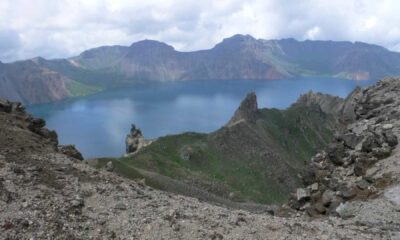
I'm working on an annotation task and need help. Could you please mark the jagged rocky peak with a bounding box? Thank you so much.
[226,92,259,126]
[293,89,364,125]
[294,91,345,115]
[125,124,152,155]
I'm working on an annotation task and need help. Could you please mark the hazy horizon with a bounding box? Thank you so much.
[1,0,400,62]
[2,34,398,64]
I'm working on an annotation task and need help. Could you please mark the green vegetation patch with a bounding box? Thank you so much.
[66,80,102,97]
[101,104,335,205]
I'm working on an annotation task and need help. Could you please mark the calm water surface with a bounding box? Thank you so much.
[28,78,375,158]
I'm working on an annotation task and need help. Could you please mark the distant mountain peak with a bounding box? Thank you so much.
[129,39,175,51]
[221,34,257,44]
[227,92,259,126]
[31,57,46,64]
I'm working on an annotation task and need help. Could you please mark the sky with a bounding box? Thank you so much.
[1,0,400,62]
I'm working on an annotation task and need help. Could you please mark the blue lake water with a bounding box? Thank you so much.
[28,78,376,158]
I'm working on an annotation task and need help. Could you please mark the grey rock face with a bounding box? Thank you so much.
[226,92,258,126]
[294,91,344,116]
[125,124,152,154]
[105,161,114,172]
[58,145,84,160]
[292,77,400,225]
[296,188,311,201]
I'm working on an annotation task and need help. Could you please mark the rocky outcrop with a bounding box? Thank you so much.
[294,91,345,116]
[58,145,84,160]
[293,87,363,126]
[125,124,152,154]
[0,98,82,156]
[0,98,59,146]
[226,92,259,126]
[291,77,400,226]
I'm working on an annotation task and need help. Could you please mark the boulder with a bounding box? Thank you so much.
[354,161,366,176]
[313,202,326,214]
[336,133,362,149]
[371,146,392,159]
[125,124,151,154]
[336,202,355,219]
[0,99,12,113]
[383,130,398,147]
[382,124,393,130]
[59,145,84,160]
[296,188,310,201]
[310,183,319,192]
[106,161,114,172]
[339,186,356,200]
[321,190,335,207]
[326,141,346,165]
[361,134,381,153]
[356,179,369,190]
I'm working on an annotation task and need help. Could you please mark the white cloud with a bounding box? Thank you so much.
[305,26,321,40]
[0,0,400,62]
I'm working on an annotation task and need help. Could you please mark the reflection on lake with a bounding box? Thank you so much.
[28,78,375,158]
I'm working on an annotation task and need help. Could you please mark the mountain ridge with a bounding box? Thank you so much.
[94,90,339,204]
[2,34,400,104]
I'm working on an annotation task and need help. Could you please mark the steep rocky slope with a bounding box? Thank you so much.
[0,94,391,239]
[0,59,101,104]
[0,60,72,104]
[94,91,338,205]
[3,34,400,104]
[290,78,400,231]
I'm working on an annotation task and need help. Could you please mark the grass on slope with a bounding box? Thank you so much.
[66,80,103,97]
[98,105,335,205]
[98,132,288,203]
[257,106,334,166]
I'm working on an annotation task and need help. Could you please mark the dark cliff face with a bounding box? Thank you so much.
[226,92,259,126]
[0,60,72,104]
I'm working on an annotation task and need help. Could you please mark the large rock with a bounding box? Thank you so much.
[59,145,84,160]
[125,124,151,154]
[296,188,311,201]
[326,141,346,165]
[336,133,362,149]
[383,130,398,147]
[226,92,258,126]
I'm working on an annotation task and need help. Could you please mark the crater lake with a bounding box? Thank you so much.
[28,77,375,158]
